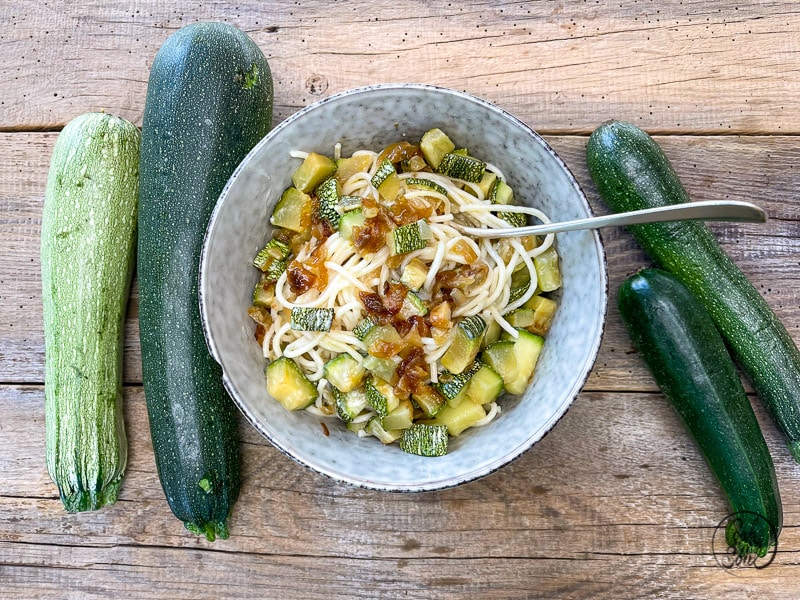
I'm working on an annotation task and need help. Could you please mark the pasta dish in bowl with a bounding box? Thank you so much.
[248,129,562,457]
[199,84,607,491]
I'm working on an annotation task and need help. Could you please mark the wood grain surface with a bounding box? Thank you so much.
[2,1,800,598]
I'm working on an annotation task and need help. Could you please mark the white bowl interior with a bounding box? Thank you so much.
[200,84,607,491]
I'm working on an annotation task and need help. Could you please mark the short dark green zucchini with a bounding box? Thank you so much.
[138,22,273,541]
[587,120,800,461]
[618,268,781,557]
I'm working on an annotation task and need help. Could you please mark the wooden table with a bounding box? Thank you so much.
[3,1,800,597]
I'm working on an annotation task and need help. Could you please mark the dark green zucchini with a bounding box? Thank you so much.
[587,120,800,461]
[619,268,781,557]
[138,22,273,540]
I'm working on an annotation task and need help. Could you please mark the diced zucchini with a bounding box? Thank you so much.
[500,210,527,228]
[505,308,536,329]
[400,424,449,457]
[534,246,562,292]
[445,385,470,409]
[253,238,291,271]
[398,290,428,320]
[474,171,498,199]
[352,316,377,341]
[290,307,335,332]
[264,258,288,282]
[338,195,363,212]
[520,234,541,252]
[362,355,398,383]
[437,152,486,184]
[324,354,366,393]
[431,399,486,437]
[292,152,337,193]
[252,279,275,308]
[405,177,448,197]
[371,160,401,201]
[252,237,291,284]
[434,361,481,401]
[491,178,514,204]
[523,295,558,336]
[270,187,312,232]
[440,315,486,374]
[346,420,369,434]
[420,128,455,170]
[335,154,372,186]
[365,376,400,417]
[490,180,526,228]
[266,356,318,411]
[316,176,341,228]
[371,159,395,187]
[333,387,368,423]
[466,364,504,405]
[382,399,415,431]
[390,219,431,255]
[412,384,447,418]
[508,265,532,304]
[338,208,366,241]
[400,257,428,292]
[366,416,403,444]
[363,324,403,357]
[500,329,545,394]
[481,318,501,350]
[481,341,519,390]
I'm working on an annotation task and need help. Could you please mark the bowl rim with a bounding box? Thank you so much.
[199,82,609,492]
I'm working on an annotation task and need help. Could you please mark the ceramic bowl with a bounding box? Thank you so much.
[199,84,607,492]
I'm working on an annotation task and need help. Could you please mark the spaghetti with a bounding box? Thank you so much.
[248,129,562,456]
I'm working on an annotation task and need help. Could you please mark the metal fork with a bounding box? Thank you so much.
[452,200,767,239]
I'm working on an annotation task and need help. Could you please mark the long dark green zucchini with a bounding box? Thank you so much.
[138,22,273,540]
[619,268,781,557]
[587,120,800,461]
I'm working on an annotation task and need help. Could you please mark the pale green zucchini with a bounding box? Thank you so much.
[41,112,140,512]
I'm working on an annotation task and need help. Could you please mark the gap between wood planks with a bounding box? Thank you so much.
[6,125,800,137]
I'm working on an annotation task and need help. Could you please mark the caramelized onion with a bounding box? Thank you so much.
[382,281,409,315]
[353,203,393,255]
[386,194,433,226]
[377,141,423,165]
[287,261,314,295]
[407,315,431,339]
[247,306,271,346]
[359,291,393,324]
[287,244,328,294]
[399,326,423,353]
[396,347,427,397]
[428,301,452,329]
[433,262,489,296]
[450,239,479,263]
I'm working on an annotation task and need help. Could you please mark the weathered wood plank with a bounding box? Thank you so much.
[1,1,800,133]
[3,132,800,388]
[1,541,800,600]
[3,384,800,560]
[2,382,800,596]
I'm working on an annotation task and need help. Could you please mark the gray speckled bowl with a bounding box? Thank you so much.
[199,84,607,492]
